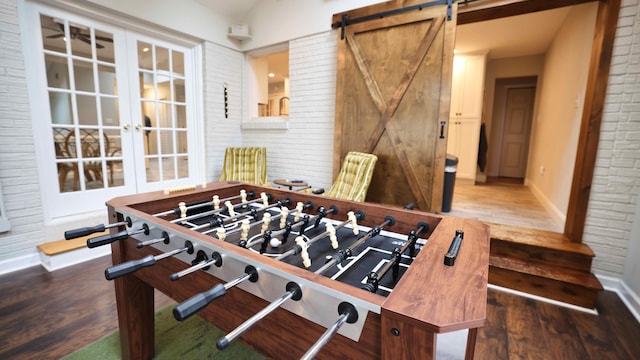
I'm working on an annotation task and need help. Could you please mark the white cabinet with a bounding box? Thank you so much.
[447,118,481,180]
[450,55,485,118]
[447,54,485,181]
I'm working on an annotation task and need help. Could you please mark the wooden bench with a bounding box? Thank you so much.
[37,231,110,271]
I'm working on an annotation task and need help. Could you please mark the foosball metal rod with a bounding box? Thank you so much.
[276,210,365,262]
[213,197,293,230]
[86,223,150,248]
[258,201,319,244]
[170,250,223,281]
[136,231,170,248]
[313,205,338,228]
[64,216,133,240]
[104,241,194,280]
[260,213,313,246]
[216,282,303,350]
[362,221,429,293]
[300,302,359,360]
[153,190,256,218]
[315,215,395,275]
[169,193,271,224]
[173,265,259,321]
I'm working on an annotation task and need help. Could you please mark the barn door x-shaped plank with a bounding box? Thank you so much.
[347,16,445,209]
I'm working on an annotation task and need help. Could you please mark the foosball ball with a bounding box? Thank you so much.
[66,181,489,359]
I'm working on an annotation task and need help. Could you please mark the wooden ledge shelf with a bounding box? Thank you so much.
[37,231,108,256]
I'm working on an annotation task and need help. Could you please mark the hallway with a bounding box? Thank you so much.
[445,181,564,233]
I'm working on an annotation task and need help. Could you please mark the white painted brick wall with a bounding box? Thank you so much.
[584,0,640,276]
[203,41,244,181]
[242,31,338,190]
[0,0,45,264]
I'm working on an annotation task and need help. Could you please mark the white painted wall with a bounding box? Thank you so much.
[84,0,240,49]
[526,3,597,220]
[0,0,45,271]
[623,193,640,316]
[237,0,387,51]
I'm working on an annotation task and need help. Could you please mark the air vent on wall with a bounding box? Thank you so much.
[228,24,252,41]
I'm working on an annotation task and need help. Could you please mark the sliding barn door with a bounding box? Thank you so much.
[333,1,457,212]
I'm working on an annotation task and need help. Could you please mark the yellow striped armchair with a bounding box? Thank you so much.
[323,151,378,202]
[219,147,268,185]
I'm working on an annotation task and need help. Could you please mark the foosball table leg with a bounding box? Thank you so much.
[465,327,478,360]
[111,231,155,360]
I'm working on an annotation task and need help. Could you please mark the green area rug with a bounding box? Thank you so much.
[63,305,264,359]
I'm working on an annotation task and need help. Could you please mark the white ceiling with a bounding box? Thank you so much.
[195,0,258,20]
[197,1,575,60]
[455,6,572,59]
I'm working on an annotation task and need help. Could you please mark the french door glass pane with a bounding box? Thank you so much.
[101,97,120,126]
[41,14,125,192]
[97,64,117,94]
[95,29,114,63]
[173,51,184,75]
[138,41,189,183]
[45,55,69,89]
[73,60,94,92]
[76,95,98,125]
[48,92,72,124]
[156,46,169,72]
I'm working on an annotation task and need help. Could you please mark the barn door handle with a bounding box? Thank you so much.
[439,121,446,139]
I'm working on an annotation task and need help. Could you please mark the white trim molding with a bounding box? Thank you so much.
[596,273,640,324]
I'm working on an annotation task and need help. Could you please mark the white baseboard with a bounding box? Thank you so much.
[488,284,598,315]
[0,252,41,275]
[39,245,111,272]
[596,273,640,324]
[525,180,566,227]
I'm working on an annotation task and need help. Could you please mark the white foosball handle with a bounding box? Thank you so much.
[240,189,247,203]
[179,202,187,222]
[296,236,311,268]
[261,212,272,235]
[326,223,338,249]
[294,202,304,222]
[225,200,235,217]
[348,211,359,235]
[280,207,289,229]
[260,192,269,206]
[212,195,220,210]
[216,227,226,241]
[240,219,250,241]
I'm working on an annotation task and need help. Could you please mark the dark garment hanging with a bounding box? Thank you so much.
[478,123,488,172]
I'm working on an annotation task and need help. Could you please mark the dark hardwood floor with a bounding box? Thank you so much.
[1,255,639,359]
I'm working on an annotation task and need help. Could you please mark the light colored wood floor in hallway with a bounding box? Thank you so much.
[445,181,564,233]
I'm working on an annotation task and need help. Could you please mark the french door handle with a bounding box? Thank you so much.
[134,124,141,131]
[123,124,130,131]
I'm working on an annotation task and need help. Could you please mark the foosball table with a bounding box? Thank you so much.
[66,182,489,359]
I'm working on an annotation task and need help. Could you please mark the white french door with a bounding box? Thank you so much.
[22,2,201,219]
[126,34,197,191]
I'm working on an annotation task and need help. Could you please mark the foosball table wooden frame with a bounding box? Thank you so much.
[104,182,489,359]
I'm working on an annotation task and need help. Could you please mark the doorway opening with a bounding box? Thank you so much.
[452,2,604,238]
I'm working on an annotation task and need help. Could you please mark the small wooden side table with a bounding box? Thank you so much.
[273,179,308,190]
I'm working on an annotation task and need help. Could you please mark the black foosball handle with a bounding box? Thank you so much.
[173,283,226,321]
[105,255,156,280]
[65,224,106,240]
[86,230,129,248]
